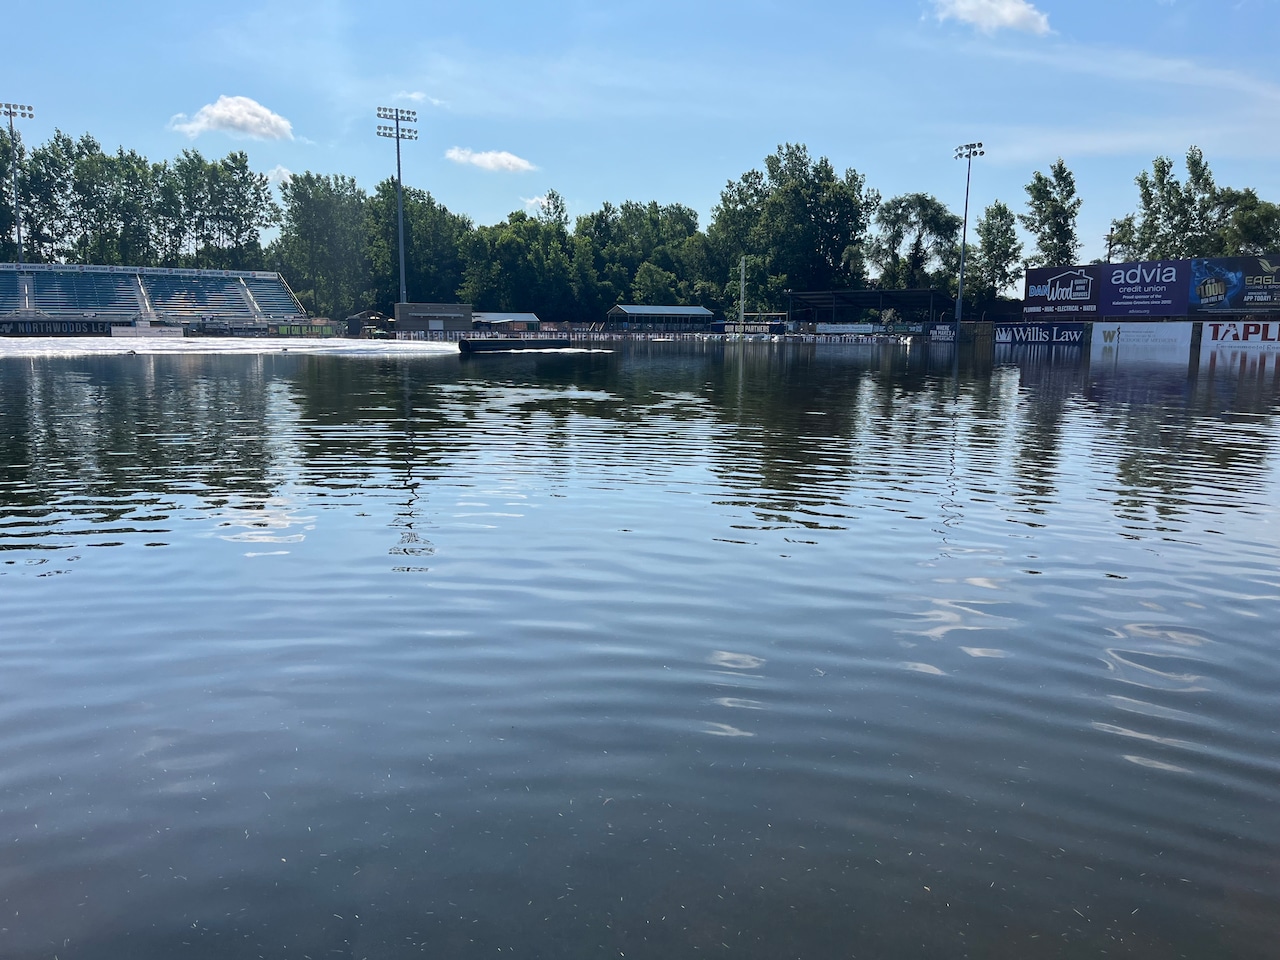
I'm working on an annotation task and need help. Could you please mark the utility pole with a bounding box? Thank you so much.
[2,101,35,267]
[376,107,418,306]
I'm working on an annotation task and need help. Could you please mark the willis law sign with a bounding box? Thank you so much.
[1024,255,1280,318]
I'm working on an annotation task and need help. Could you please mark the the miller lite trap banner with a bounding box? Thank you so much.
[1024,255,1280,318]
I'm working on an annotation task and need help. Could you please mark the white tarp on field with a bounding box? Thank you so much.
[0,337,459,358]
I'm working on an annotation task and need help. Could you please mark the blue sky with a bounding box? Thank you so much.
[7,0,1280,261]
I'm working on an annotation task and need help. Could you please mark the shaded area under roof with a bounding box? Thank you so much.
[787,288,953,322]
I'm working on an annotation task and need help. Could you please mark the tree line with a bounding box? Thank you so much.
[3,128,1279,322]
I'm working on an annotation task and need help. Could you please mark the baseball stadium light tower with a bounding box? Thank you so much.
[953,141,984,338]
[2,101,35,267]
[376,107,418,306]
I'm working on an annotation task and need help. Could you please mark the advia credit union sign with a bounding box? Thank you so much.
[1024,261,1189,318]
[1025,256,1280,318]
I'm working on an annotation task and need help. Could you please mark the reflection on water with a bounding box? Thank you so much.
[1,341,1279,959]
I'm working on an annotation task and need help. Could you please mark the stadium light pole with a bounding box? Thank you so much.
[2,101,35,268]
[953,141,984,340]
[376,107,418,306]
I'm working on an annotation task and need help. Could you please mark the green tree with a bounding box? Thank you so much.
[458,207,574,318]
[1020,158,1081,267]
[869,193,960,289]
[364,180,471,313]
[0,126,18,262]
[270,172,368,319]
[110,148,160,267]
[1110,147,1280,260]
[1214,188,1280,255]
[565,198,704,319]
[632,261,679,304]
[205,151,278,269]
[707,144,879,313]
[971,200,1023,299]
[1109,147,1216,260]
[22,130,78,262]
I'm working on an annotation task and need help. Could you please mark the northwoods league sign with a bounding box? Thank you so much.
[1024,256,1280,318]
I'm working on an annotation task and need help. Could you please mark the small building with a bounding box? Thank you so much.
[473,311,542,333]
[394,302,474,336]
[605,304,714,332]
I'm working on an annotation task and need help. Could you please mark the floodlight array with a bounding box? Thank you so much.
[376,106,417,122]
[954,142,984,160]
[2,102,35,120]
[376,124,418,140]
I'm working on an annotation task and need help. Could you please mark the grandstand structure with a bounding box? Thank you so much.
[0,263,310,336]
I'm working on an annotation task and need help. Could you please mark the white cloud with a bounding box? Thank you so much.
[522,194,550,213]
[395,90,447,107]
[266,164,293,186]
[445,147,537,173]
[169,95,294,140]
[934,0,1050,35]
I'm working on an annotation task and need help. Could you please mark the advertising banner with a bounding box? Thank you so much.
[1200,318,1280,349]
[0,319,114,336]
[1101,261,1189,316]
[1026,261,1191,318]
[1188,257,1280,313]
[1090,322,1193,364]
[995,322,1089,345]
[816,323,876,334]
[1027,256,1280,318]
[1023,266,1102,318]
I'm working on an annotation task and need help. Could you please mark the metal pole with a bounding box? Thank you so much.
[954,153,972,336]
[377,107,418,308]
[395,113,407,306]
[3,103,34,267]
[952,142,984,343]
[8,112,20,268]
[739,256,745,328]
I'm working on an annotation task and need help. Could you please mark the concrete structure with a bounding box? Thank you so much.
[393,302,473,335]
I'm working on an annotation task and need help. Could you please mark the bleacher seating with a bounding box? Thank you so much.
[1,264,308,327]
[245,277,307,318]
[31,272,140,315]
[142,275,252,317]
[0,272,22,312]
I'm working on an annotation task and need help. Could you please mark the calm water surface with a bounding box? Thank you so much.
[1,341,1278,958]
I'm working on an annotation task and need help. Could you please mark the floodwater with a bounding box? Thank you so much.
[1,339,1278,959]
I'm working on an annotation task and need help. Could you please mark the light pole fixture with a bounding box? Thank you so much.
[953,141,984,339]
[2,101,35,267]
[376,106,418,306]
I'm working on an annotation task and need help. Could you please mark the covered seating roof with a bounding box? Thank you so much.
[786,288,952,317]
[608,304,713,317]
